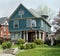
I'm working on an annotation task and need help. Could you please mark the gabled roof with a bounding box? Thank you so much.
[29,8,41,17]
[0,17,7,24]
[9,3,41,19]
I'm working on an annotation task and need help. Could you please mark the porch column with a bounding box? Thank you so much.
[26,31,28,42]
[43,32,46,41]
[20,31,22,39]
[39,31,41,39]
[23,31,25,41]
[35,31,37,39]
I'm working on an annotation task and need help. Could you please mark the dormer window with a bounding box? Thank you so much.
[19,9,24,18]
[14,20,19,28]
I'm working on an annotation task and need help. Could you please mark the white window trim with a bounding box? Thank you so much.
[26,19,36,27]
[32,19,36,27]
[13,20,19,28]
[18,10,24,19]
[26,19,32,27]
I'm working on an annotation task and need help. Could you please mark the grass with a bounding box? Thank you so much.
[11,45,18,48]
[16,45,60,56]
[0,45,2,50]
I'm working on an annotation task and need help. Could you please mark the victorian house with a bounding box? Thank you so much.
[0,17,10,41]
[9,4,51,43]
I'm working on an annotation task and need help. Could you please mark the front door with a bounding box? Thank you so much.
[28,32,35,42]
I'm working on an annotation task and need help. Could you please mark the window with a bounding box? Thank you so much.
[18,9,24,18]
[4,21,8,31]
[11,34,14,40]
[14,20,19,28]
[26,19,32,27]
[26,19,36,27]
[15,33,18,39]
[4,26,6,31]
[41,20,43,27]
[32,20,36,27]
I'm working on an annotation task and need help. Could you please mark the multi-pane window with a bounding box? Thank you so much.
[19,9,24,18]
[14,20,19,28]
[32,20,36,27]
[26,19,32,27]
[26,19,36,27]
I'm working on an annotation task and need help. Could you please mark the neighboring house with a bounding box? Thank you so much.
[0,17,10,41]
[9,4,51,43]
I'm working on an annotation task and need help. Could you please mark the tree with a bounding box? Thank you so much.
[51,11,60,45]
[36,5,54,21]
[51,11,60,33]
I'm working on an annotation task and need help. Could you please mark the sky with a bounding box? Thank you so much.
[0,0,60,18]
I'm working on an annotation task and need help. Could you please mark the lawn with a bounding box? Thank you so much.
[16,46,60,56]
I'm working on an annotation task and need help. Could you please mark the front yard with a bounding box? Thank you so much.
[16,46,60,56]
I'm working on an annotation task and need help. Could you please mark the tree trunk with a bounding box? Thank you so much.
[51,37,54,46]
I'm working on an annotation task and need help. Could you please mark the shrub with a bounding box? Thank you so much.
[2,41,11,49]
[39,44,49,47]
[34,39,44,45]
[17,39,25,45]
[18,44,25,49]
[30,43,36,49]
[7,41,11,48]
[26,43,31,49]
[26,43,36,49]
[45,39,51,45]
[2,42,7,49]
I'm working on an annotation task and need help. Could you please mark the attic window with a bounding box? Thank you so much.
[19,9,24,18]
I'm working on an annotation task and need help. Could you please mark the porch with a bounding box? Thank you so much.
[10,30,47,42]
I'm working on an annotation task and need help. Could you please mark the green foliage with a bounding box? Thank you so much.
[7,41,11,48]
[18,44,25,49]
[26,43,31,49]
[56,36,60,40]
[17,39,25,45]
[34,39,44,45]
[2,41,11,49]
[30,43,36,49]
[39,44,49,47]
[26,43,36,49]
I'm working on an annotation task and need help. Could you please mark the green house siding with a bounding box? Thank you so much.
[10,4,34,19]
[40,19,50,33]
[9,19,42,32]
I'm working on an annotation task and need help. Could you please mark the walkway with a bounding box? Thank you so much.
[0,54,15,56]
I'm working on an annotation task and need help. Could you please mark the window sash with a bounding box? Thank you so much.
[14,20,19,28]
[26,19,32,27]
[32,20,36,27]
[26,19,36,27]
